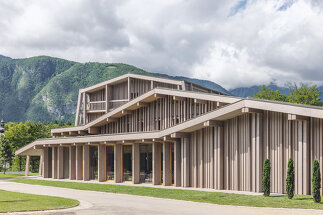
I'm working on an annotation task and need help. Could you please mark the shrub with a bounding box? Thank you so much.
[312,160,321,203]
[286,158,295,199]
[262,159,271,196]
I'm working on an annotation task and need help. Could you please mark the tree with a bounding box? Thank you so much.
[1,121,62,172]
[253,83,323,106]
[253,85,287,102]
[312,160,321,203]
[0,136,13,174]
[286,158,295,199]
[262,159,271,196]
[287,83,322,106]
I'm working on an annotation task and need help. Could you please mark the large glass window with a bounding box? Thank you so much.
[106,145,114,180]
[139,144,152,183]
[122,145,132,182]
[170,143,174,185]
[63,147,70,179]
[161,144,163,184]
[89,146,98,180]
[48,147,52,178]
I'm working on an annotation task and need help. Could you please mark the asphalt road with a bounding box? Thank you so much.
[0,181,323,215]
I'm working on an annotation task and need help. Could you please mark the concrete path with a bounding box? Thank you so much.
[0,181,323,215]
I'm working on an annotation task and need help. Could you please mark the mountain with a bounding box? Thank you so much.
[0,55,229,123]
[229,84,323,100]
[229,84,290,98]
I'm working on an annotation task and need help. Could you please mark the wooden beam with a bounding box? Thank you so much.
[122,110,132,115]
[242,107,263,113]
[33,145,43,149]
[61,132,69,136]
[203,120,223,127]
[154,94,166,99]
[106,117,117,123]
[88,127,100,135]
[137,102,148,107]
[52,133,61,137]
[78,130,87,135]
[173,96,186,101]
[288,114,309,121]
[216,101,228,107]
[69,131,78,136]
[171,132,189,138]
[163,136,176,142]
[194,98,207,104]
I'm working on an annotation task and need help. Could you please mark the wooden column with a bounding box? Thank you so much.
[52,147,58,179]
[214,126,224,190]
[57,146,64,179]
[303,120,310,195]
[163,142,171,186]
[181,137,190,187]
[133,143,140,184]
[43,148,49,178]
[39,154,43,176]
[98,144,105,182]
[76,145,83,180]
[83,145,90,181]
[25,155,30,176]
[174,139,181,187]
[69,146,76,180]
[153,142,161,185]
[114,144,122,183]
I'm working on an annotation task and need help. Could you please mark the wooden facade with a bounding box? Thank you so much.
[16,73,323,195]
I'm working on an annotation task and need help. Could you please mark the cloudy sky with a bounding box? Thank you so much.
[0,0,323,89]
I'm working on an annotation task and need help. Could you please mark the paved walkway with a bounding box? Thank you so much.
[0,180,323,215]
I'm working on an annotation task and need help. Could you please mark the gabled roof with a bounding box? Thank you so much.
[16,96,323,156]
[52,88,240,135]
[81,73,184,93]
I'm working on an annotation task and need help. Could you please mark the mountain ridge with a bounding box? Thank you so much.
[0,55,229,122]
[0,54,322,123]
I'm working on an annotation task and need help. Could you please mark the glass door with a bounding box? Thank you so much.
[139,144,152,183]
[89,146,98,180]
[122,145,132,182]
[106,145,114,181]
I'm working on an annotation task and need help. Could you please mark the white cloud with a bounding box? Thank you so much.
[0,0,323,89]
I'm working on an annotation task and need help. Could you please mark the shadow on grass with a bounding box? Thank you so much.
[0,199,30,203]
[267,195,286,198]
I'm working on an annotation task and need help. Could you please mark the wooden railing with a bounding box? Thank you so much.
[87,101,106,111]
[109,99,128,110]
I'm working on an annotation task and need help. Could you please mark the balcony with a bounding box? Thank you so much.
[86,99,129,113]
[86,101,106,113]
[109,99,128,110]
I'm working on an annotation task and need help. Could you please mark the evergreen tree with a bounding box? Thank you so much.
[0,136,13,174]
[286,158,295,199]
[312,160,321,203]
[262,159,271,196]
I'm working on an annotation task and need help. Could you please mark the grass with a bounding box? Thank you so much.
[0,172,38,178]
[11,178,323,210]
[0,189,79,213]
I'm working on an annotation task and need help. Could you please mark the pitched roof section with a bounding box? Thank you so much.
[51,87,240,135]
[16,97,323,156]
[81,73,184,93]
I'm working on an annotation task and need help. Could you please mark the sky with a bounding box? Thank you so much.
[0,0,323,89]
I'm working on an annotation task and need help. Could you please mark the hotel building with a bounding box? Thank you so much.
[16,73,323,195]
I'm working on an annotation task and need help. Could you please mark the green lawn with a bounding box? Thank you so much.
[11,178,323,210]
[0,189,79,213]
[0,172,38,178]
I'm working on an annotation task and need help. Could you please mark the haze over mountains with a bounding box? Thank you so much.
[0,55,322,123]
